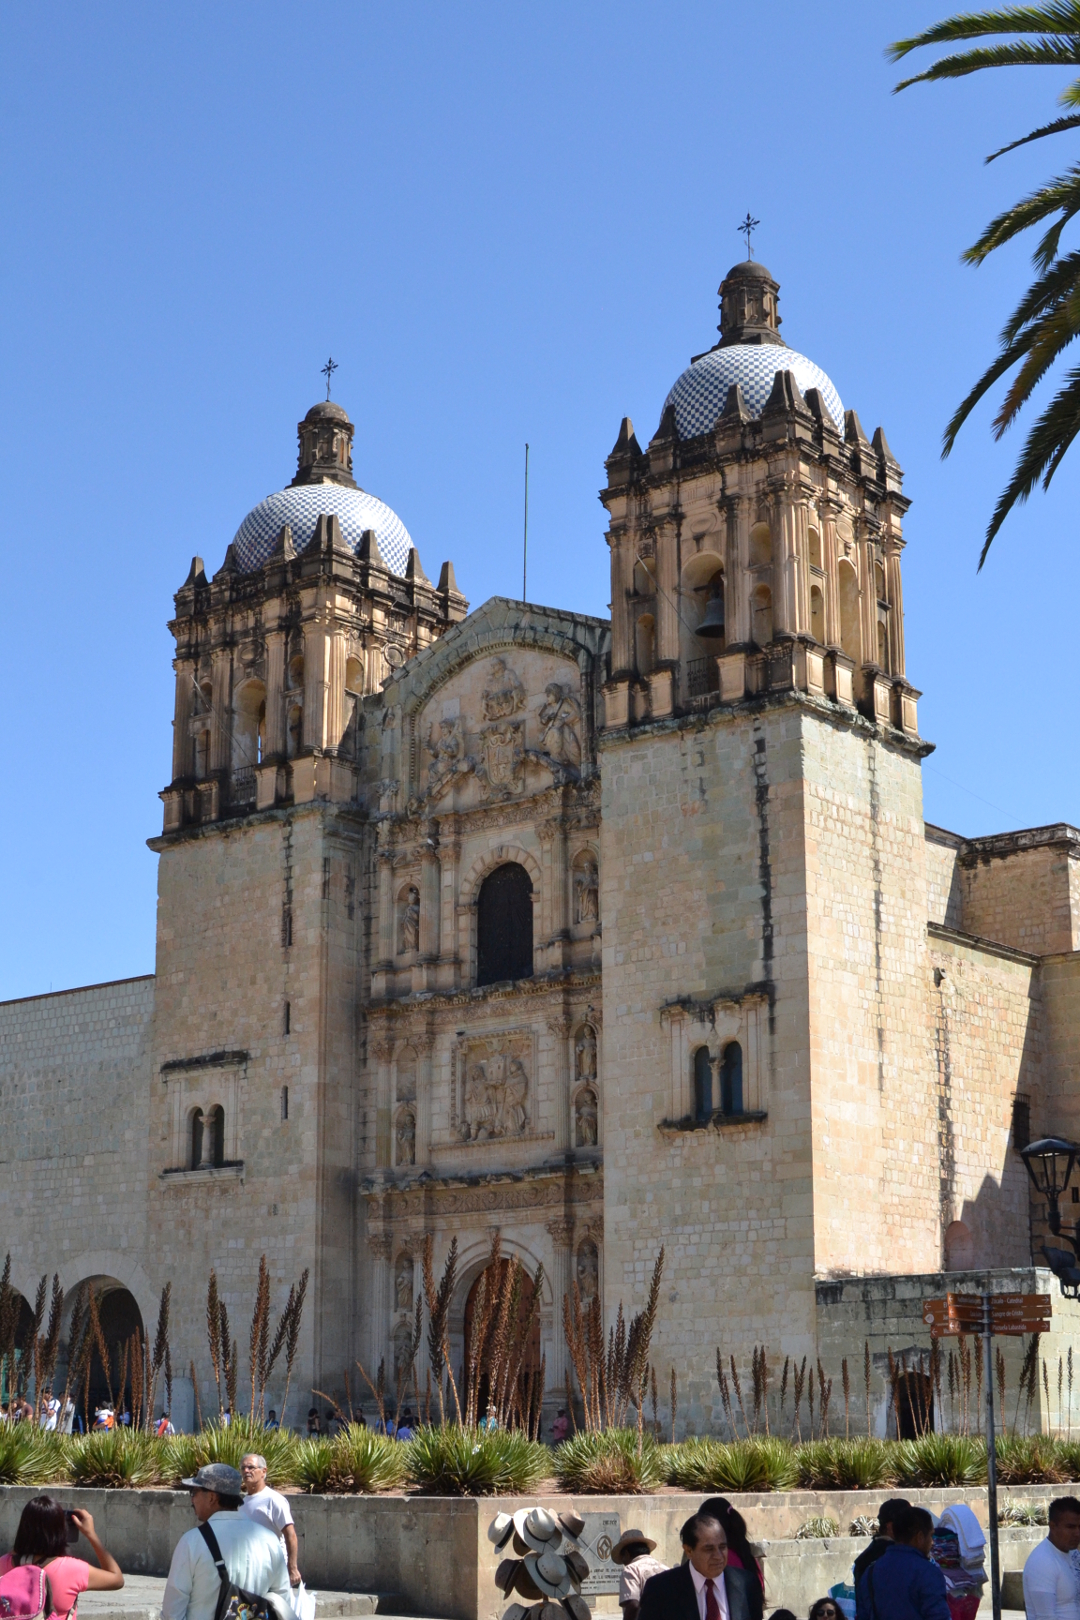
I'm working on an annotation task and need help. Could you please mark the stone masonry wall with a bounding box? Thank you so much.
[0,976,154,1314]
[925,826,962,928]
[960,840,1080,956]
[148,805,364,1425]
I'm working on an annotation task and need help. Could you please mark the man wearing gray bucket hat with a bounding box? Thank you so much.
[162,1464,294,1620]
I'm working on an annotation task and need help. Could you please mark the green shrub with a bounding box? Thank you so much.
[327,1426,408,1493]
[162,1419,298,1486]
[1052,1439,1080,1482]
[553,1428,665,1495]
[292,1438,335,1494]
[0,1425,68,1485]
[666,1437,798,1493]
[407,1426,549,1497]
[995,1435,1067,1485]
[67,1430,161,1489]
[796,1516,840,1540]
[796,1439,898,1491]
[894,1434,985,1487]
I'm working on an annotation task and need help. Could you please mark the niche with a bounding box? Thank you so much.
[574,1087,598,1147]
[395,1106,416,1167]
[398,885,421,956]
[693,1046,713,1121]
[808,527,823,570]
[572,854,599,928]
[749,523,772,567]
[838,560,860,662]
[810,584,825,644]
[395,1252,414,1311]
[636,613,656,677]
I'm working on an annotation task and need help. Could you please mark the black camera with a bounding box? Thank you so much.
[65,1512,79,1545]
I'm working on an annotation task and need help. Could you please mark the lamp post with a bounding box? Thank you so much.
[1020,1136,1080,1295]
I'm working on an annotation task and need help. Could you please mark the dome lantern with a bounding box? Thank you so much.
[717,259,783,348]
[291,400,357,490]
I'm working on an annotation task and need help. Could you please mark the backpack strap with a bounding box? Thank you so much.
[197,1525,229,1588]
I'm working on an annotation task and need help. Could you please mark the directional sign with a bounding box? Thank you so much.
[923,1293,1051,1337]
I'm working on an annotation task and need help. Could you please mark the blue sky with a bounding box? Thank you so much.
[2,1,1077,998]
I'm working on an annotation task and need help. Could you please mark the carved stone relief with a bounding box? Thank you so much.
[398,887,420,955]
[395,1252,414,1311]
[538,683,582,768]
[575,1024,598,1085]
[395,1106,416,1166]
[393,1320,413,1385]
[455,1030,532,1142]
[574,1088,598,1148]
[576,1238,599,1302]
[574,858,599,925]
[481,658,526,721]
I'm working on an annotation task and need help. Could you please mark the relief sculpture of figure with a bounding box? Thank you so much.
[395,1107,416,1167]
[399,886,420,954]
[395,1254,413,1310]
[427,716,463,785]
[500,1057,530,1136]
[461,1053,529,1140]
[576,1239,599,1303]
[575,1087,598,1148]
[575,1024,597,1084]
[481,657,526,721]
[574,860,599,925]
[538,682,582,768]
[462,1063,498,1141]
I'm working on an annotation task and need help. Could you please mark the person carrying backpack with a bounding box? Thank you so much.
[162,1464,292,1620]
[0,1498,124,1620]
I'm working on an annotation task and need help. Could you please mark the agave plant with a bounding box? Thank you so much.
[665,1437,798,1493]
[553,1427,665,1495]
[161,1417,298,1485]
[894,1433,986,1487]
[796,1438,899,1491]
[67,1429,161,1489]
[327,1425,408,1493]
[0,1425,67,1485]
[292,1438,335,1494]
[890,4,1080,564]
[406,1425,549,1496]
[995,1433,1067,1484]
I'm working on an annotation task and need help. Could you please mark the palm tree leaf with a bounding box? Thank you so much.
[1000,249,1080,341]
[987,111,1080,160]
[894,40,1080,92]
[978,366,1080,565]
[943,334,1038,455]
[962,165,1080,263]
[890,3,1080,61]
[992,304,1080,433]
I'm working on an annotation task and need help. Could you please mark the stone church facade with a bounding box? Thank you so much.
[3,258,1080,1432]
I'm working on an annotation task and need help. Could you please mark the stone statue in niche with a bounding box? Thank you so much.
[576,1239,599,1303]
[575,1087,598,1148]
[399,887,420,954]
[395,1253,414,1311]
[393,1320,414,1386]
[460,1049,530,1141]
[575,1024,597,1085]
[481,657,525,721]
[574,860,599,926]
[395,1107,416,1166]
[538,683,582,768]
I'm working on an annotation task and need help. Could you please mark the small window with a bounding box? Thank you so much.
[808,527,823,570]
[720,1042,743,1115]
[190,1108,204,1170]
[284,1001,291,1035]
[810,584,825,644]
[693,1047,713,1122]
[476,863,533,986]
[206,1105,225,1168]
[1012,1096,1031,1153]
[281,1086,289,1123]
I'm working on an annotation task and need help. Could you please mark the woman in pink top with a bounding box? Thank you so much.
[0,1499,123,1619]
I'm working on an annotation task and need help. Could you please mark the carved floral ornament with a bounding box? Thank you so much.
[411,657,584,815]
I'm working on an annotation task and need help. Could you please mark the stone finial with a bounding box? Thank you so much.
[872,425,900,469]
[720,383,751,423]
[270,524,296,561]
[437,559,459,595]
[290,399,358,491]
[717,260,783,348]
[358,527,386,568]
[762,368,810,418]
[844,409,871,448]
[182,556,208,589]
[406,546,430,584]
[649,403,679,445]
[608,417,640,458]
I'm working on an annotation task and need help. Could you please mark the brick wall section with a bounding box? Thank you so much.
[0,976,154,1308]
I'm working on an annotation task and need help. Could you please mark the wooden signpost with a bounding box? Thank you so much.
[921,1293,1052,1620]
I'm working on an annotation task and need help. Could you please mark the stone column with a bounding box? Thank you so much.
[264,630,287,757]
[377,846,395,969]
[548,1016,573,1152]
[439,820,460,966]
[171,661,194,781]
[415,1033,435,1168]
[856,521,877,668]
[537,821,557,960]
[419,825,440,960]
[609,526,633,676]
[654,517,679,665]
[326,628,348,751]
[372,1038,394,1168]
[771,486,803,638]
[884,531,906,678]
[820,499,842,649]
[209,648,232,772]
[545,1220,575,1394]
[366,1232,393,1376]
[722,495,750,646]
[303,616,330,751]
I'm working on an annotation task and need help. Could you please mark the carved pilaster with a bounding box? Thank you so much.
[209,648,231,773]
[172,660,194,781]
[377,849,395,968]
[264,629,287,758]
[371,1038,394,1167]
[419,827,440,960]
[545,1219,575,1389]
[415,1032,435,1168]
[547,1016,573,1153]
[884,531,906,678]
[820,498,842,650]
[609,527,633,677]
[366,1232,393,1374]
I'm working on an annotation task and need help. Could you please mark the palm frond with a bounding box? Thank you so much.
[993,301,1080,432]
[978,366,1080,564]
[890,3,1080,62]
[962,164,1080,265]
[943,334,1040,454]
[1000,249,1080,340]
[987,111,1080,160]
[894,40,1080,92]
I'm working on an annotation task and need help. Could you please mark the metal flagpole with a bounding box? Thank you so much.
[522,443,530,603]
[983,1293,1001,1620]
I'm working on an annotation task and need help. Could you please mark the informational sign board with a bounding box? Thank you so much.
[923,1293,1051,1338]
[576,1512,622,1598]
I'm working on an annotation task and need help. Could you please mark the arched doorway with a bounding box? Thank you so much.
[0,1293,36,1406]
[59,1279,145,1425]
[462,1259,542,1428]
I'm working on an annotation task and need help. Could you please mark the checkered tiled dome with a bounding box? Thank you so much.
[663,343,844,439]
[231,483,413,575]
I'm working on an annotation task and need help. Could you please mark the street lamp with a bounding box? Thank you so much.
[1020,1136,1080,1296]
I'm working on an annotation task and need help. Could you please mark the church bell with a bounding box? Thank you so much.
[696,592,726,639]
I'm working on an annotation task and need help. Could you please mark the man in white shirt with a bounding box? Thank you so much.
[161,1463,293,1620]
[1023,1497,1080,1620]
[240,1454,301,1589]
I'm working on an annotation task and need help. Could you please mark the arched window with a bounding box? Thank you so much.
[749,523,772,567]
[877,618,888,670]
[810,584,825,644]
[205,1105,225,1168]
[476,863,533,986]
[636,613,656,676]
[808,527,823,570]
[720,1042,743,1115]
[693,1047,713,1121]
[189,1108,204,1170]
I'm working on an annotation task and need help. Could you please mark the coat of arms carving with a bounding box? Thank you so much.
[478,657,526,797]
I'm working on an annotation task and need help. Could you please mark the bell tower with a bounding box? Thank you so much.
[598,263,937,1422]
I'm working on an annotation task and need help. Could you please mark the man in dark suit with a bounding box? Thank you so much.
[639,1513,764,1620]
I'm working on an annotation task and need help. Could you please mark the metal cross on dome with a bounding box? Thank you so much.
[738,213,760,259]
[321,356,338,400]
